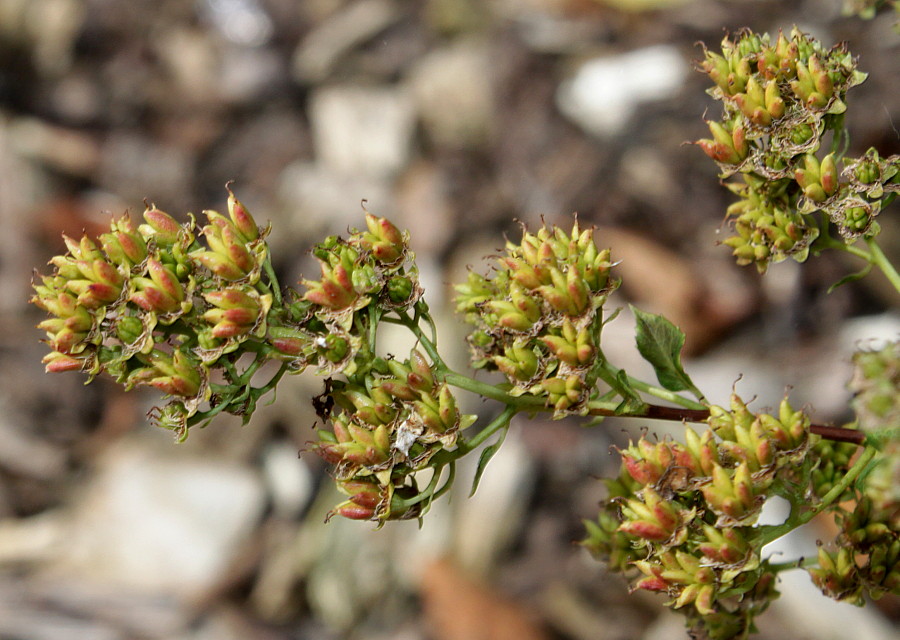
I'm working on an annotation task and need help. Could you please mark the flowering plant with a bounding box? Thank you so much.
[31,27,898,640]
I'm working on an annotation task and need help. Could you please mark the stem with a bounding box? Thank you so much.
[262,254,282,306]
[812,424,865,445]
[768,556,818,574]
[415,300,439,346]
[840,242,872,262]
[389,296,864,445]
[815,445,876,510]
[626,376,707,411]
[392,465,443,510]
[757,445,878,546]
[427,405,517,467]
[819,229,899,295]
[388,312,448,371]
[594,357,645,411]
[446,373,862,444]
[443,371,545,409]
[461,404,517,452]
[866,237,900,294]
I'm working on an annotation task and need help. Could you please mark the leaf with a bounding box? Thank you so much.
[602,306,622,326]
[827,263,872,294]
[631,305,702,397]
[470,425,509,497]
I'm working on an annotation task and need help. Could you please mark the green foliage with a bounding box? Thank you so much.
[631,305,703,399]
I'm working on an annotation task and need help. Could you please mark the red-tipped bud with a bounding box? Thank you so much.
[140,206,181,244]
[226,185,259,242]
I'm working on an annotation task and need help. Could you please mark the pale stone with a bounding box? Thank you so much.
[557,45,687,137]
[309,85,416,179]
[58,440,265,596]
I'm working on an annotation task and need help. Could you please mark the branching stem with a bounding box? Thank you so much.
[757,445,878,547]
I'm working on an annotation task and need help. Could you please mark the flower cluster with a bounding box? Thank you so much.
[32,186,275,438]
[265,209,422,377]
[808,340,900,605]
[811,496,900,604]
[583,394,816,638]
[455,221,617,415]
[312,349,475,522]
[275,212,476,523]
[33,197,476,522]
[696,28,898,270]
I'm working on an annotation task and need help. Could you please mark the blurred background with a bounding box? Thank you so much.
[0,0,898,638]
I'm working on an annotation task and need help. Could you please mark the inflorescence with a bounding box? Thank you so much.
[29,24,899,640]
[696,28,898,271]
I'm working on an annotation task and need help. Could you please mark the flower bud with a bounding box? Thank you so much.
[226,184,259,242]
[42,351,86,373]
[139,205,181,245]
[386,275,414,304]
[808,547,864,605]
[359,211,405,263]
[618,487,687,543]
[130,259,186,314]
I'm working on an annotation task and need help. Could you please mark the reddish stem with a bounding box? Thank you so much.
[589,405,865,445]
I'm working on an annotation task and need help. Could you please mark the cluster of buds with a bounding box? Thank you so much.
[696,28,899,270]
[809,493,900,604]
[699,28,864,149]
[455,221,617,415]
[312,350,476,522]
[32,186,282,438]
[33,196,477,520]
[809,435,859,501]
[803,341,900,605]
[268,209,422,378]
[301,211,418,314]
[582,499,647,574]
[816,340,900,604]
[585,394,821,635]
[808,546,865,605]
[722,175,818,272]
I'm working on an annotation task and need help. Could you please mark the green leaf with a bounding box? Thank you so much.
[828,263,872,294]
[631,305,703,398]
[470,425,509,497]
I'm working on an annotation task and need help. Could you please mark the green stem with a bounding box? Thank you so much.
[767,556,818,574]
[757,445,878,547]
[391,460,459,513]
[392,465,444,511]
[626,376,707,411]
[442,371,544,409]
[866,237,900,294]
[432,461,456,502]
[594,357,644,411]
[839,242,872,262]
[415,300,439,345]
[388,311,448,371]
[818,227,899,295]
[460,404,517,453]
[262,254,282,306]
